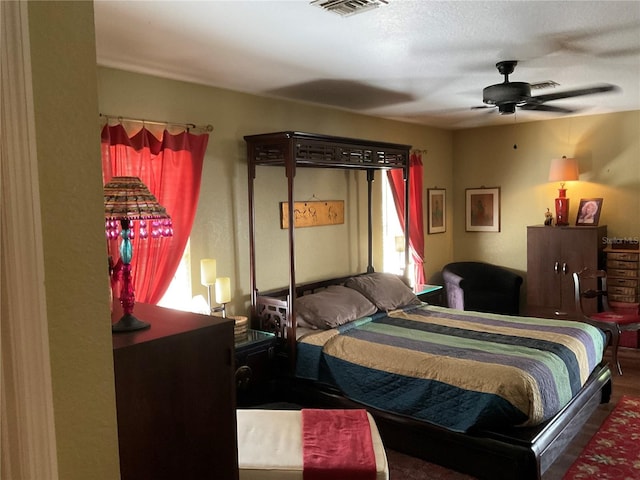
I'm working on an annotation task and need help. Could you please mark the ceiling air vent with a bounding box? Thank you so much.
[310,0,389,17]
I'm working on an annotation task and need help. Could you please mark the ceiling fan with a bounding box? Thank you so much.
[475,60,618,115]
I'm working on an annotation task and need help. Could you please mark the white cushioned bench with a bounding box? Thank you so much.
[237,409,389,480]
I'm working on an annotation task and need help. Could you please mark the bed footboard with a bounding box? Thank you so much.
[290,362,612,480]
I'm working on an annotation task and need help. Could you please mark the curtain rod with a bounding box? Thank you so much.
[100,113,213,133]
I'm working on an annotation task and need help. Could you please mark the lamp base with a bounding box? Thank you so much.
[112,313,150,333]
[554,196,570,226]
[211,304,227,318]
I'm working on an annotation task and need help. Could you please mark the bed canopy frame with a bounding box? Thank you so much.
[244,130,612,480]
[245,131,412,360]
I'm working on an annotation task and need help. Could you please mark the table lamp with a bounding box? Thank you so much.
[201,258,217,312]
[201,259,231,317]
[105,176,173,332]
[214,276,231,318]
[548,156,579,226]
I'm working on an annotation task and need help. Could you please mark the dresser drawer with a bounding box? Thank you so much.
[609,285,637,296]
[607,259,638,270]
[608,268,639,278]
[607,251,640,262]
[608,277,639,288]
[609,293,638,303]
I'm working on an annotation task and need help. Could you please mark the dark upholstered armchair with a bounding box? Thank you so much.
[442,262,523,315]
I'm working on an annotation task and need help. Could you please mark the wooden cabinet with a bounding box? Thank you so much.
[526,225,606,319]
[112,303,238,480]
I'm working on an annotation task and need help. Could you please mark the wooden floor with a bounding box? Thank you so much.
[542,347,640,479]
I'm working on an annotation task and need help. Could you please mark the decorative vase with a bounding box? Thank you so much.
[554,188,570,226]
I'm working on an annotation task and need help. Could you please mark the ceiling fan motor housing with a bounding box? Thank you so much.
[483,82,532,106]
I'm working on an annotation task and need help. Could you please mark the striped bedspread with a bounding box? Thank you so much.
[296,304,605,432]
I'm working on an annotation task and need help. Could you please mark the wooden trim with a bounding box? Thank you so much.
[244,131,409,169]
[0,2,58,478]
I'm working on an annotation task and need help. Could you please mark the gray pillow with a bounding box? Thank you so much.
[345,272,421,311]
[295,285,377,330]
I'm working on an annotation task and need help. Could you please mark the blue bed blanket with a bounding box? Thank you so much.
[296,304,605,432]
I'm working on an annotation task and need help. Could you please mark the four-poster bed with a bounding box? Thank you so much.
[245,131,412,361]
[244,131,612,480]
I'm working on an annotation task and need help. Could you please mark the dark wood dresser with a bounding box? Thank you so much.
[112,303,238,480]
[526,225,607,319]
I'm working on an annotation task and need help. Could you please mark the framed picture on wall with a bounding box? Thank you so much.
[427,188,446,234]
[465,187,501,232]
[576,198,603,226]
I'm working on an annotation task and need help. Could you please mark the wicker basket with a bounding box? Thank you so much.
[232,315,248,342]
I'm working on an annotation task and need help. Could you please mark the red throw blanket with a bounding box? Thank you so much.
[302,409,377,480]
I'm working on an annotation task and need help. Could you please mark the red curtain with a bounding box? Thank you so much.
[101,123,208,304]
[387,151,425,286]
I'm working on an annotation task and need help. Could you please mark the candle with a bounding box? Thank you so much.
[215,277,231,304]
[200,259,217,286]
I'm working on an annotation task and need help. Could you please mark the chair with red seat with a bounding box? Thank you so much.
[573,268,640,375]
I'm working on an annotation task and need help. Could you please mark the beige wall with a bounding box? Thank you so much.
[98,67,640,313]
[97,67,455,311]
[452,111,640,278]
[28,2,120,479]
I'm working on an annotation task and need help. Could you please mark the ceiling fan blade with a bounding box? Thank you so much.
[530,84,619,103]
[470,105,498,116]
[530,80,560,90]
[519,104,576,114]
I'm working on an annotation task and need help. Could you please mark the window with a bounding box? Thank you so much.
[381,174,407,275]
[157,239,193,311]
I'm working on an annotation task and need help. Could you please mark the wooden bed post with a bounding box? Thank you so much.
[367,169,375,273]
[404,155,411,284]
[285,136,297,371]
[247,142,258,323]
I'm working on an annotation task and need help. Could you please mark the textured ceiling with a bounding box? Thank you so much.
[94,0,640,130]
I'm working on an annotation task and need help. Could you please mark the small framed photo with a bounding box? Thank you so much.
[466,187,500,232]
[427,188,446,234]
[576,198,603,226]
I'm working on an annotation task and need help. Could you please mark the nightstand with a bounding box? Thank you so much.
[234,329,277,407]
[415,284,445,306]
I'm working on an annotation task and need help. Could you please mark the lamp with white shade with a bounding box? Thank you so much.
[200,258,230,318]
[214,277,231,318]
[200,258,217,312]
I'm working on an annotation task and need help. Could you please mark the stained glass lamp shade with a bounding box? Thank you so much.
[104,176,173,332]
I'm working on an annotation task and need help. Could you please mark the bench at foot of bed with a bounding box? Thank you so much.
[237,408,389,480]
